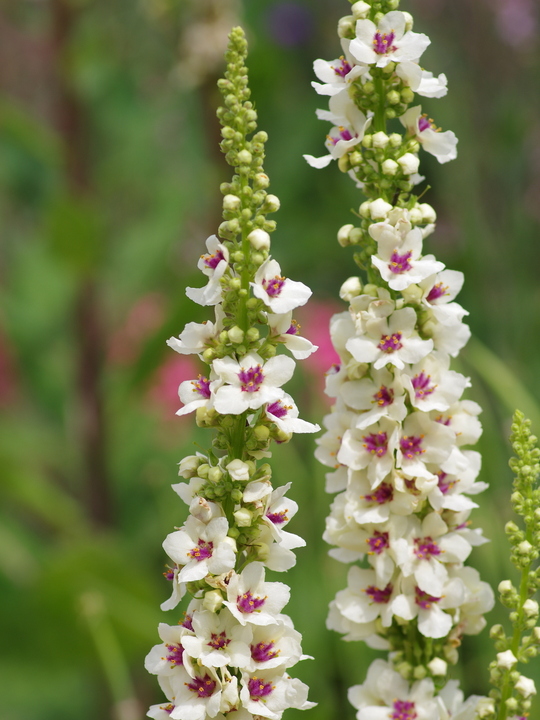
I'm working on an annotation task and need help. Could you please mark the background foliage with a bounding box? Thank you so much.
[0,0,539,718]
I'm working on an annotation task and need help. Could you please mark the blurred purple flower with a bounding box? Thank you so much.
[493,0,537,48]
[267,3,313,47]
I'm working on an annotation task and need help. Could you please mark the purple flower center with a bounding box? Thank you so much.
[373,385,394,407]
[163,568,175,581]
[181,613,193,631]
[378,332,403,354]
[162,705,174,716]
[208,631,230,650]
[239,365,265,393]
[366,531,389,555]
[437,471,456,495]
[267,510,288,525]
[237,591,266,614]
[165,643,184,666]
[414,536,442,559]
[400,434,425,459]
[333,56,352,77]
[251,641,279,663]
[339,126,353,141]
[362,431,388,457]
[391,700,418,720]
[426,282,449,303]
[263,275,286,298]
[435,414,452,426]
[415,586,441,609]
[418,115,433,133]
[186,675,216,699]
[364,482,394,504]
[373,30,397,55]
[365,583,393,604]
[192,375,211,399]
[411,372,437,399]
[267,400,290,419]
[203,249,225,270]
[188,539,213,562]
[248,677,274,700]
[286,321,300,335]
[389,249,413,274]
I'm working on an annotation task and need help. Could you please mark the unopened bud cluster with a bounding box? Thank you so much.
[307,0,493,717]
[145,28,317,720]
[486,411,540,720]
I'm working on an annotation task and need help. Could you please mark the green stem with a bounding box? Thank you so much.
[373,73,387,134]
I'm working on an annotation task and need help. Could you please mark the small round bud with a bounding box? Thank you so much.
[443,645,459,664]
[245,327,260,343]
[203,590,223,613]
[498,579,514,594]
[413,665,427,680]
[489,624,505,640]
[395,662,412,679]
[363,82,375,95]
[401,284,423,303]
[263,194,280,213]
[253,131,268,144]
[497,650,518,669]
[254,173,270,189]
[427,658,447,676]
[338,223,355,246]
[370,198,393,219]
[359,201,371,218]
[178,455,202,478]
[337,15,355,38]
[349,150,362,167]
[228,326,245,344]
[197,463,210,479]
[387,90,400,105]
[223,194,241,211]
[349,228,363,243]
[523,599,539,617]
[389,133,402,148]
[338,155,350,173]
[382,159,399,176]
[517,540,533,554]
[361,133,373,147]
[409,206,423,224]
[397,152,420,175]
[254,425,271,441]
[419,203,437,223]
[234,508,253,528]
[515,676,537,698]
[340,276,363,302]
[248,228,271,250]
[402,11,414,31]
[351,1,371,19]
[275,428,293,443]
[237,149,252,165]
[202,348,216,363]
[207,467,223,483]
[372,131,389,149]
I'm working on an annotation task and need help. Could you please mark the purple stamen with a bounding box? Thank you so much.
[267,510,288,525]
[203,250,225,270]
[389,250,413,274]
[185,675,216,699]
[426,282,449,303]
[373,385,394,407]
[237,591,266,614]
[365,583,393,604]
[163,568,175,581]
[366,531,389,555]
[263,275,286,298]
[181,613,193,631]
[415,586,442,609]
[411,372,437,399]
[362,431,388,457]
[437,471,456,495]
[192,375,211,399]
[251,641,279,663]
[400,435,425,459]
[165,643,184,667]
[267,400,290,419]
[339,126,353,141]
[435,414,452,426]
[286,321,300,335]
[248,677,274,700]
[364,482,394,504]
[207,631,230,650]
[333,56,352,77]
[162,705,174,716]
[418,116,432,133]
[378,332,403,354]
[188,539,213,562]
[239,365,265,393]
[391,700,418,720]
[414,536,442,559]
[372,30,397,55]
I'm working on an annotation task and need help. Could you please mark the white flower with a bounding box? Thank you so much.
[515,675,536,698]
[402,352,470,412]
[419,269,468,325]
[167,665,222,720]
[246,619,304,672]
[496,650,518,669]
[312,41,367,96]
[240,670,315,719]
[186,235,230,306]
[338,417,399,486]
[252,259,312,314]
[181,609,252,668]
[223,562,291,626]
[145,622,192,677]
[226,459,252,481]
[396,62,448,97]
[177,374,221,417]
[334,566,397,628]
[264,393,320,434]
[370,220,444,291]
[163,516,236,583]
[267,312,318,360]
[261,482,306,551]
[213,353,295,414]
[338,366,407,429]
[397,411,454,480]
[345,469,419,524]
[349,11,430,68]
[167,307,224,356]
[427,450,486,513]
[401,106,458,163]
[392,575,465,638]
[346,306,433,370]
[314,406,356,469]
[304,91,371,169]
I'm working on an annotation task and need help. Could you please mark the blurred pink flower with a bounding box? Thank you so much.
[109,293,165,364]
[148,354,199,419]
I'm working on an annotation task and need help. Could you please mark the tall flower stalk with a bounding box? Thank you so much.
[145,28,318,720]
[307,0,495,716]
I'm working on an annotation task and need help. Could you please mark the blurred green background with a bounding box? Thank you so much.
[0,0,539,718]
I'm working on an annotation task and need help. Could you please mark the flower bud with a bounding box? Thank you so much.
[228,326,245,344]
[337,15,355,37]
[223,194,241,211]
[387,90,400,105]
[338,155,350,173]
[496,650,518,669]
[476,699,496,718]
[498,579,514,594]
[401,87,415,104]
[372,131,389,149]
[234,508,253,527]
[397,152,420,175]
[340,277,363,302]
[207,466,223,483]
[523,599,539,617]
[254,173,270,189]
[362,133,373,147]
[262,194,280,213]
[237,149,252,165]
[197,463,210,479]
[351,1,371,19]
[254,425,271,441]
[389,133,402,147]
[401,284,423,303]
[402,11,414,30]
[489,624,505,640]
[226,459,251,481]
[427,658,447,676]
[223,536,237,553]
[409,206,423,224]
[419,203,437,223]
[203,590,223,613]
[338,223,355,246]
[248,228,271,250]
[382,159,399,176]
[359,201,371,218]
[370,198,393,219]
[517,540,533,555]
[413,665,427,680]
[515,675,537,698]
[178,455,202,478]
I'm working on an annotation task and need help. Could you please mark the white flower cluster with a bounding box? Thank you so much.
[307,0,495,715]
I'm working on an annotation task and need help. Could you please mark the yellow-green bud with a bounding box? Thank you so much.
[234,508,253,527]
[197,463,210,479]
[223,194,241,211]
[338,155,350,173]
[338,223,354,246]
[372,131,389,149]
[207,467,223,483]
[228,326,245,344]
[337,15,355,37]
[263,194,280,213]
[203,590,223,613]
[237,149,252,165]
[382,159,399,175]
[254,425,271,441]
[351,1,370,19]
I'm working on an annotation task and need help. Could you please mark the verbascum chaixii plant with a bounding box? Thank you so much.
[145,27,318,720]
[306,0,499,716]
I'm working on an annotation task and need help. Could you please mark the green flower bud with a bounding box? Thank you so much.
[228,326,245,344]
[254,425,271,441]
